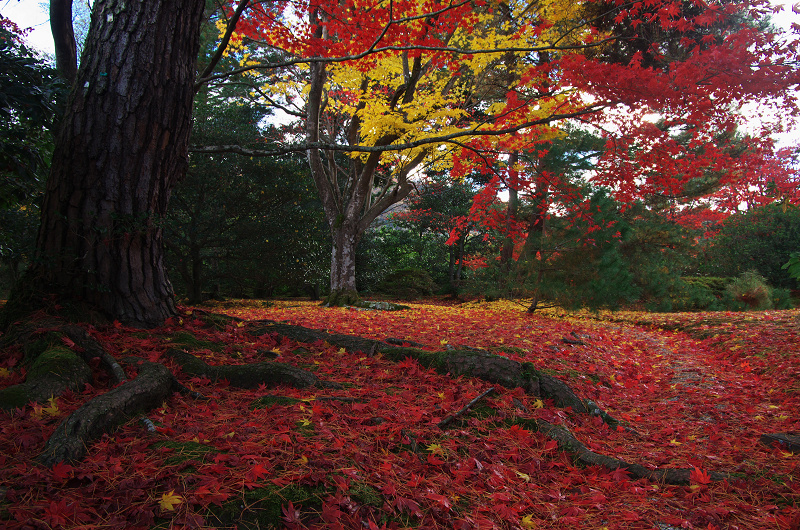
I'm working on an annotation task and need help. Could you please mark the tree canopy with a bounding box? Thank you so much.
[190,0,800,302]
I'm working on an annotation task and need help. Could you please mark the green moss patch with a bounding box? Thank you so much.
[250,395,302,410]
[151,440,219,466]
[168,331,222,352]
[207,484,327,529]
[349,482,383,507]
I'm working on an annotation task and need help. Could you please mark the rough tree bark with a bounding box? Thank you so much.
[3,0,206,329]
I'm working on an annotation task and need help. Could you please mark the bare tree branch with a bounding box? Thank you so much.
[195,0,252,91]
[191,104,607,157]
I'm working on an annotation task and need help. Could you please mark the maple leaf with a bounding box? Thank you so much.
[426,493,452,510]
[246,463,270,483]
[427,443,445,456]
[43,499,72,527]
[159,490,183,511]
[51,461,73,482]
[281,501,302,526]
[42,397,60,416]
[689,466,712,485]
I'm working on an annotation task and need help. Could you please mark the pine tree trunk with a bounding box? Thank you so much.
[22,0,206,327]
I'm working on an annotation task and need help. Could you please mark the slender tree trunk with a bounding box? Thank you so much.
[50,0,77,85]
[189,245,203,304]
[500,152,520,295]
[524,189,548,313]
[17,0,207,327]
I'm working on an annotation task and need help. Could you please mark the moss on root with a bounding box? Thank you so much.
[381,347,540,394]
[322,290,361,307]
[0,346,92,411]
[207,484,328,529]
[168,331,223,352]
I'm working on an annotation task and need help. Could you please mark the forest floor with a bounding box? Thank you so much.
[0,299,798,529]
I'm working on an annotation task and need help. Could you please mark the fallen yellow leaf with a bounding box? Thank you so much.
[521,514,536,528]
[159,490,183,511]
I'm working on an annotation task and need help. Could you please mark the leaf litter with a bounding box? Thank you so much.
[0,299,797,529]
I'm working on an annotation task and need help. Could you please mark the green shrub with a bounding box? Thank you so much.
[377,268,436,300]
[770,288,794,309]
[726,271,773,310]
[666,278,729,312]
[681,277,731,298]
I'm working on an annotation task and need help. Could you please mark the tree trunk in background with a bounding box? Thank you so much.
[49,0,77,85]
[13,0,206,327]
[500,152,520,293]
[326,225,360,305]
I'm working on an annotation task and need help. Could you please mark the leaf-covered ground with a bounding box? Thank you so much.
[1,300,798,529]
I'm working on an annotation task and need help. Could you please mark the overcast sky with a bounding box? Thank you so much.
[1,0,52,53]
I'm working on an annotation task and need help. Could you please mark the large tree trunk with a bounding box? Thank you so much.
[16,0,206,327]
[328,224,360,303]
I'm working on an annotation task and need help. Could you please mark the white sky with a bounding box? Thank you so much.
[1,0,52,54]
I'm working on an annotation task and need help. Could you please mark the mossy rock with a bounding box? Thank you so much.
[168,331,222,352]
[151,440,219,466]
[0,346,92,410]
[250,395,303,410]
[207,484,327,529]
[28,347,84,378]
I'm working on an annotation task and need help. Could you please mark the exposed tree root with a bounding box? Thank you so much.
[37,361,175,466]
[244,319,750,486]
[531,420,735,485]
[2,316,335,465]
[165,348,336,389]
[760,432,800,451]
[0,313,771,486]
[62,324,128,383]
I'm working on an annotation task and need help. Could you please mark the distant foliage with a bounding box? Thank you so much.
[376,268,437,300]
[663,272,794,312]
[782,252,800,286]
[662,277,733,312]
[0,25,64,296]
[697,204,800,289]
